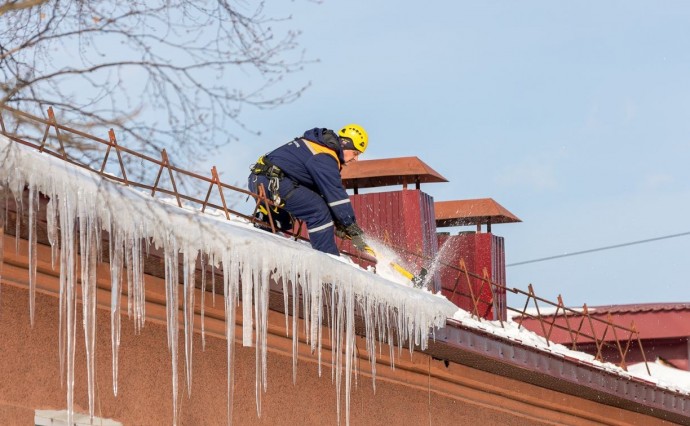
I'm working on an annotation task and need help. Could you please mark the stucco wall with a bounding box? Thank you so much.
[0,284,546,425]
[1,283,677,426]
[0,232,678,425]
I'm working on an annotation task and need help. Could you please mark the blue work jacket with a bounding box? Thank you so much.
[265,128,357,227]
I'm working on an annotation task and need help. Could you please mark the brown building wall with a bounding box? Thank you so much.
[0,236,679,425]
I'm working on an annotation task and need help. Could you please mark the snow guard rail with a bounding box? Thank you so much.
[0,104,649,373]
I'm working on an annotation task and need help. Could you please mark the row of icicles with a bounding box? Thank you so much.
[1,183,437,426]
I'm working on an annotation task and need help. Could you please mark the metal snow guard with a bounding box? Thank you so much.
[341,156,448,191]
[435,198,521,228]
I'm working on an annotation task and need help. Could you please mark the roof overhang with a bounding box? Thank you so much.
[341,156,448,190]
[427,319,690,424]
[435,198,521,228]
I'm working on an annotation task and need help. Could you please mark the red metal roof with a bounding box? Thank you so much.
[587,303,690,314]
[434,198,521,227]
[340,156,448,190]
[518,303,690,342]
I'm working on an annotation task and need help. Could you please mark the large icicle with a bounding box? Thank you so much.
[163,236,180,426]
[110,225,124,396]
[200,253,207,350]
[27,185,38,326]
[222,249,239,425]
[78,209,99,422]
[58,189,77,426]
[183,248,196,397]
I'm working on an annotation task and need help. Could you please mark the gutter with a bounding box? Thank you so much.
[426,318,690,425]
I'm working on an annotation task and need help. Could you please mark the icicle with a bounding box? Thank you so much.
[57,204,67,385]
[301,272,311,350]
[211,253,216,307]
[110,225,124,397]
[253,266,262,416]
[27,185,38,327]
[132,236,146,333]
[163,237,180,426]
[309,274,321,354]
[124,232,145,333]
[291,270,299,384]
[344,282,355,426]
[13,189,21,255]
[183,249,196,398]
[333,283,345,425]
[223,250,239,425]
[364,296,377,391]
[46,196,58,269]
[78,210,98,422]
[280,267,289,336]
[200,252,206,351]
[259,260,269,396]
[125,238,134,321]
[317,279,325,378]
[241,263,253,347]
[57,191,77,426]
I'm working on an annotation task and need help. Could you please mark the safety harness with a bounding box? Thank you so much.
[250,154,287,206]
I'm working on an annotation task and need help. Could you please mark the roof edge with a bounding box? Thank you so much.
[425,319,690,424]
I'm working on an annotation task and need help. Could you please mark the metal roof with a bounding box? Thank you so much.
[517,303,690,341]
[429,319,690,424]
[587,303,690,314]
[340,156,448,190]
[435,198,521,227]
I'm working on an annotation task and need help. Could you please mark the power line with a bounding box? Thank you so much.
[506,231,690,267]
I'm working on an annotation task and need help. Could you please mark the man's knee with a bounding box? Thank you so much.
[308,223,338,255]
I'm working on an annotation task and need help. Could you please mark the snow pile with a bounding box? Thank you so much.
[0,135,457,426]
[628,360,690,394]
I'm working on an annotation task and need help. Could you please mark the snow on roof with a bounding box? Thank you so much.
[452,310,690,396]
[0,135,457,425]
[629,360,690,394]
[512,305,590,318]
[1,133,688,425]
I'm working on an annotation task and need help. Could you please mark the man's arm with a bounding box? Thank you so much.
[306,154,357,227]
[307,155,376,258]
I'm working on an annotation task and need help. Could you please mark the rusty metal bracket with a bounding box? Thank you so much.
[40,107,67,158]
[99,128,129,185]
[201,166,230,220]
[151,149,181,207]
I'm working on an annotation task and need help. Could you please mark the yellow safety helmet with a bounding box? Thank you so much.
[338,124,368,153]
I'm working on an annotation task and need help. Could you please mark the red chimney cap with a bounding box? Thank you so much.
[341,156,448,190]
[435,198,521,227]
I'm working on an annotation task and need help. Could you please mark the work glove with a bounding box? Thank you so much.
[342,223,376,258]
[334,223,350,240]
[351,234,376,258]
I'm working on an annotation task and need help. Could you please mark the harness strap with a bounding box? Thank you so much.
[251,155,285,179]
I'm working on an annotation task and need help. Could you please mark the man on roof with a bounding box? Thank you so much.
[248,124,376,258]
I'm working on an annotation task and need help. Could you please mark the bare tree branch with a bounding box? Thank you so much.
[0,0,313,175]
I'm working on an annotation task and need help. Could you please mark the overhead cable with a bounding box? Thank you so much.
[507,231,690,267]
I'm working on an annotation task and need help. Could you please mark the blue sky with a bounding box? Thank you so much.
[209,1,690,307]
